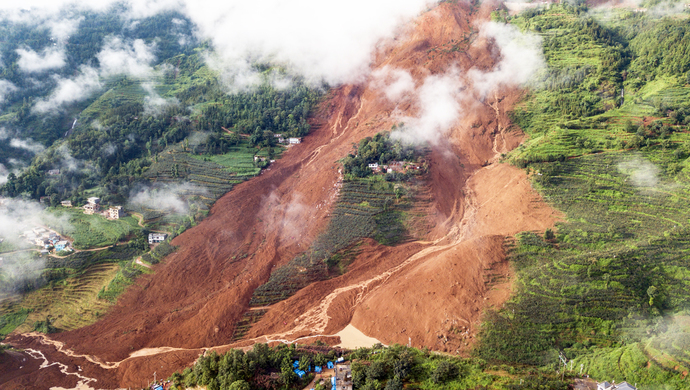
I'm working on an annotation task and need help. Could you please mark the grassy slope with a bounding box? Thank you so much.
[478,5,690,387]
[49,207,141,249]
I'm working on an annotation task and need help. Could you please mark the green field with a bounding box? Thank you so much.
[49,207,141,249]
[191,144,263,177]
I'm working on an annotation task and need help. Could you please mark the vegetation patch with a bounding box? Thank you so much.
[168,343,570,390]
[249,176,422,307]
[49,207,141,249]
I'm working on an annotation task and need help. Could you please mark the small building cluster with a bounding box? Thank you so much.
[305,358,351,390]
[83,197,101,215]
[148,233,168,244]
[598,381,637,390]
[148,380,172,390]
[22,227,71,253]
[273,134,302,145]
[333,359,352,390]
[82,197,126,220]
[368,161,420,174]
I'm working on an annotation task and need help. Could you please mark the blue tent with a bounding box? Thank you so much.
[152,386,163,390]
[293,360,300,368]
[315,366,322,373]
[326,361,334,369]
[294,369,305,378]
[331,377,336,386]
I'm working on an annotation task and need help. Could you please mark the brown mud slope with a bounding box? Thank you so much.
[5,1,560,388]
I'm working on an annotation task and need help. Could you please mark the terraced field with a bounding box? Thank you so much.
[13,263,120,333]
[249,177,416,307]
[231,309,268,342]
[479,151,690,382]
[136,143,261,225]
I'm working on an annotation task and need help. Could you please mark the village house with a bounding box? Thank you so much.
[54,240,69,251]
[288,137,302,144]
[61,200,72,207]
[47,169,60,175]
[368,163,382,173]
[23,231,37,244]
[39,196,50,204]
[334,361,353,390]
[148,233,167,244]
[598,381,637,390]
[108,206,124,219]
[83,197,101,215]
[385,161,404,173]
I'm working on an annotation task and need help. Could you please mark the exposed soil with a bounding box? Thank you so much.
[3,1,561,388]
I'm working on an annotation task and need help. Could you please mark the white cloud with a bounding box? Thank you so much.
[10,138,45,153]
[16,46,67,73]
[127,0,183,18]
[129,182,207,214]
[33,66,102,113]
[0,198,73,295]
[56,143,79,172]
[184,0,434,89]
[468,22,545,98]
[382,22,544,145]
[618,156,660,188]
[47,17,83,42]
[392,69,465,144]
[0,164,8,184]
[0,79,18,103]
[30,36,157,113]
[142,81,179,115]
[371,66,416,102]
[97,36,157,78]
[1,0,437,92]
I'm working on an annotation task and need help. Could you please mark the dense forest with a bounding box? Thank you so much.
[169,343,569,390]
[0,6,321,207]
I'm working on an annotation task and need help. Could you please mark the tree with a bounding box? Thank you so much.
[280,357,297,387]
[430,361,459,384]
[384,376,403,390]
[647,285,658,307]
[228,380,250,390]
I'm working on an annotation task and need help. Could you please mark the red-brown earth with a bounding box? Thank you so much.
[3,1,562,388]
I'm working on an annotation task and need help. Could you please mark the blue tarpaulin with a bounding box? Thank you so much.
[331,377,336,386]
[293,360,300,368]
[327,361,334,369]
[315,366,322,373]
